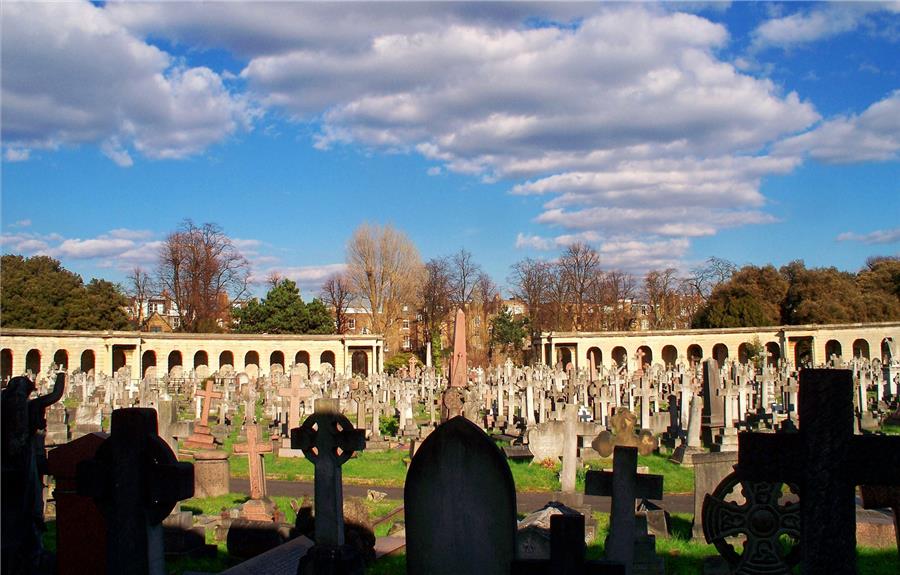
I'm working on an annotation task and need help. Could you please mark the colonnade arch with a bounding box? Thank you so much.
[1,349,13,380]
[661,345,677,367]
[636,345,652,369]
[245,351,260,379]
[712,343,729,366]
[219,351,234,372]
[142,350,157,378]
[320,350,335,369]
[853,339,870,359]
[611,346,627,368]
[25,349,41,375]
[687,344,703,364]
[270,351,285,375]
[168,351,183,377]
[825,339,843,361]
[53,349,68,371]
[81,350,96,374]
[295,351,310,370]
[351,350,369,376]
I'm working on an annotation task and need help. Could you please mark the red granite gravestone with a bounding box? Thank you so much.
[47,432,109,575]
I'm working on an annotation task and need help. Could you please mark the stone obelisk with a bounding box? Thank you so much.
[442,308,468,421]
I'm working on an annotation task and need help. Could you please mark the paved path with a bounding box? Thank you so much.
[231,478,695,514]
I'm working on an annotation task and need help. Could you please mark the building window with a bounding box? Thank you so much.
[402,319,410,330]
[403,336,411,350]
[416,313,423,321]
[402,304,409,312]
[348,318,356,330]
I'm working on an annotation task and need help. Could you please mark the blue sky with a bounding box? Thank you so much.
[2,1,898,298]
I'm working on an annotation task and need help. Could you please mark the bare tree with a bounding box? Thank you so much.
[508,258,551,335]
[126,266,155,326]
[688,257,737,302]
[545,262,571,332]
[558,242,601,331]
[156,220,250,332]
[419,257,453,343]
[266,270,284,290]
[644,268,680,329]
[345,223,423,351]
[449,249,482,310]
[602,270,637,331]
[320,272,353,334]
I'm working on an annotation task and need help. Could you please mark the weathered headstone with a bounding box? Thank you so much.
[592,409,658,458]
[442,308,468,422]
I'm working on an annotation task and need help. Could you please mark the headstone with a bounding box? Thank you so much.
[77,408,194,575]
[405,416,516,575]
[182,378,222,450]
[726,369,900,574]
[291,400,367,574]
[592,409,658,457]
[585,446,664,575]
[233,424,272,501]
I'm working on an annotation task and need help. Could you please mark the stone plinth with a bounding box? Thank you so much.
[193,450,230,498]
[690,451,738,540]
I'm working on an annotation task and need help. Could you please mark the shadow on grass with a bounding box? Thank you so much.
[668,514,694,540]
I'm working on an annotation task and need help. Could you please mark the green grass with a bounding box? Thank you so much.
[584,453,695,494]
[880,423,900,436]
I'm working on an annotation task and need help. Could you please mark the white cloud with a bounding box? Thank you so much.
[774,91,900,163]
[3,148,30,162]
[250,263,347,296]
[427,166,443,176]
[56,238,138,259]
[837,228,900,245]
[8,219,32,229]
[750,4,898,51]
[1,2,253,164]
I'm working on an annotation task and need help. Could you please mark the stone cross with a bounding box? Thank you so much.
[290,400,366,547]
[735,369,900,574]
[195,378,222,428]
[634,349,645,376]
[585,446,663,575]
[77,408,194,575]
[278,376,313,433]
[233,424,272,500]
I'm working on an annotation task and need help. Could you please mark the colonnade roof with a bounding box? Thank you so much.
[0,327,383,343]
[537,321,900,340]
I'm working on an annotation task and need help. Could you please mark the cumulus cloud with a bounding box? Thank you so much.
[1,2,253,164]
[837,228,900,245]
[3,148,30,162]
[250,263,347,296]
[774,91,900,163]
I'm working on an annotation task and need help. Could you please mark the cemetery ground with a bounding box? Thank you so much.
[36,398,899,575]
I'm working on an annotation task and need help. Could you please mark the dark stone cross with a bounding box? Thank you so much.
[735,369,900,574]
[291,399,366,574]
[77,408,194,575]
[585,446,663,575]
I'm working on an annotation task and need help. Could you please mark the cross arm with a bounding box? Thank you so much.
[584,470,663,500]
[736,431,805,484]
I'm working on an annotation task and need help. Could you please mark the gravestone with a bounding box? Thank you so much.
[291,399,367,574]
[442,308,468,421]
[592,409,658,457]
[726,369,900,574]
[234,424,277,523]
[405,416,516,575]
[700,359,723,445]
[182,378,222,449]
[47,432,108,575]
[77,408,194,575]
[585,446,665,575]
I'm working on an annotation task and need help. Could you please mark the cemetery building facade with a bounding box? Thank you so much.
[0,328,384,380]
[534,321,900,370]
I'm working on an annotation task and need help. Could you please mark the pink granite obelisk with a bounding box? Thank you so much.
[442,308,468,421]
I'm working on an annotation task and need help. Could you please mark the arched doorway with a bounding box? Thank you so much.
[1,349,13,380]
[270,351,285,375]
[25,349,41,376]
[320,350,336,368]
[245,351,260,379]
[168,351,183,377]
[737,343,752,365]
[852,339,870,359]
[295,351,310,370]
[765,342,780,366]
[687,344,703,364]
[194,350,209,378]
[352,350,369,376]
[794,338,814,366]
[712,343,728,367]
[611,346,627,369]
[557,347,573,369]
[661,345,677,367]
[825,340,842,363]
[80,350,96,374]
[142,350,157,378]
[636,345,652,369]
[219,351,234,372]
[53,349,68,371]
